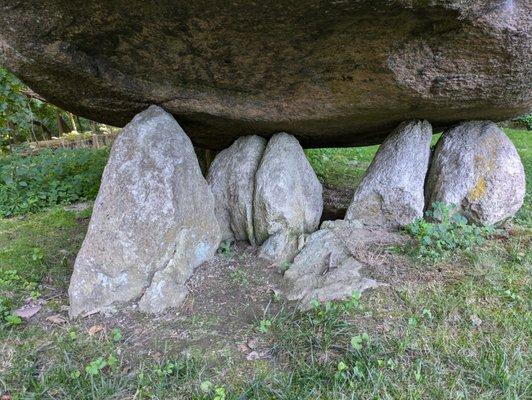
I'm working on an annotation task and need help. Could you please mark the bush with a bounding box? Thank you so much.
[513,114,532,130]
[406,202,494,259]
[0,148,109,217]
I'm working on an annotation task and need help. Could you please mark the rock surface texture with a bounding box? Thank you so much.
[207,135,266,245]
[1,1,530,148]
[284,219,406,309]
[426,121,526,225]
[208,133,323,264]
[254,133,323,263]
[345,120,432,228]
[68,106,221,317]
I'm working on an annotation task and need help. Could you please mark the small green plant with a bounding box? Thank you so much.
[278,261,291,273]
[217,241,234,257]
[350,332,370,350]
[406,202,494,259]
[230,269,249,285]
[84,355,118,376]
[111,328,122,342]
[258,319,272,333]
[85,357,108,376]
[213,386,226,400]
[0,296,21,327]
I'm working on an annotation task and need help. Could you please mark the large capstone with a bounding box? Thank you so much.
[345,120,432,228]
[207,135,266,245]
[1,1,530,148]
[68,106,221,317]
[254,133,323,263]
[426,121,526,225]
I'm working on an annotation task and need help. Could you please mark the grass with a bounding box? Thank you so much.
[0,129,530,399]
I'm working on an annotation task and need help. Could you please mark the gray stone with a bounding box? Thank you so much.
[254,133,323,263]
[68,106,221,317]
[1,1,530,148]
[207,135,266,245]
[426,121,525,225]
[345,120,432,228]
[284,219,405,309]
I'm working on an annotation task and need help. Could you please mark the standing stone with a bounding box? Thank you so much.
[426,121,525,225]
[207,135,266,245]
[68,106,221,317]
[254,133,323,263]
[345,120,432,227]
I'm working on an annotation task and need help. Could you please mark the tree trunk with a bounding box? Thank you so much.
[56,111,70,135]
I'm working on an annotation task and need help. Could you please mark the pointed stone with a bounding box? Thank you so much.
[68,106,221,317]
[253,133,323,263]
[345,120,432,228]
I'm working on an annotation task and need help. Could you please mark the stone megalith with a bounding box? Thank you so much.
[426,121,525,225]
[253,133,323,263]
[68,106,221,317]
[345,120,432,228]
[206,135,266,245]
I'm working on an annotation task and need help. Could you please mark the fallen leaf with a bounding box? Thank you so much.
[88,324,105,335]
[13,304,42,320]
[46,315,67,324]
[238,343,250,353]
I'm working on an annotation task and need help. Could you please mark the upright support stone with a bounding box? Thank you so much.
[206,132,322,264]
[68,106,221,317]
[207,135,267,245]
[426,121,525,225]
[284,120,431,308]
[345,120,432,228]
[254,133,323,263]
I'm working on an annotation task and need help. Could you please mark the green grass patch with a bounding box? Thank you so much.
[0,128,530,398]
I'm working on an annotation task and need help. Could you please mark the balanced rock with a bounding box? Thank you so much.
[68,106,221,317]
[345,120,432,228]
[284,219,405,309]
[207,135,266,245]
[254,133,323,263]
[426,121,525,225]
[1,1,530,148]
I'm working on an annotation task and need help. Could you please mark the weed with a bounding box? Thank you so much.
[406,202,494,259]
[258,319,272,334]
[217,240,234,257]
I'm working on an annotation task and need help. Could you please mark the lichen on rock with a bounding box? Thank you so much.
[426,121,525,225]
